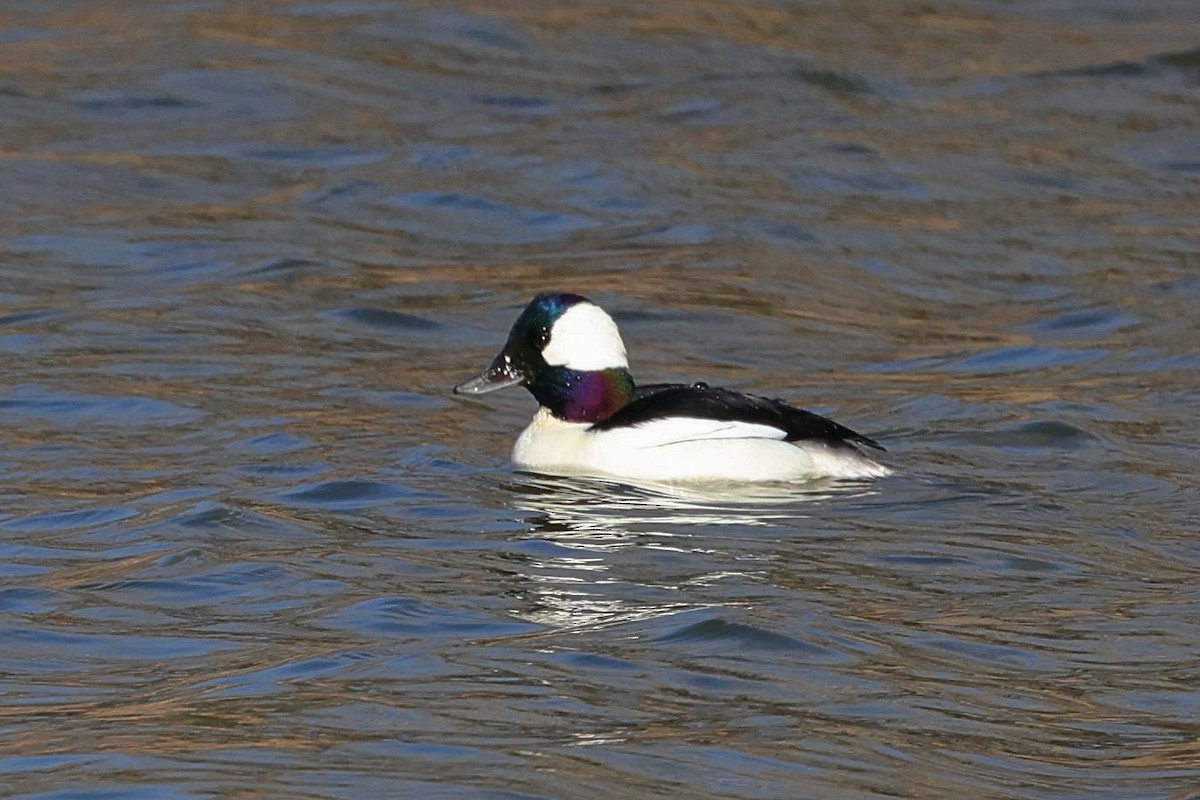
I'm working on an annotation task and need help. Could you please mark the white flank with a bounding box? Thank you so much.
[511,409,891,483]
[613,416,787,445]
[540,303,628,370]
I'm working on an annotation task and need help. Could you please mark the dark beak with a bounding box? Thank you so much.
[453,351,524,395]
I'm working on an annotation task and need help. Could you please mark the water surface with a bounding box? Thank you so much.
[2,2,1199,798]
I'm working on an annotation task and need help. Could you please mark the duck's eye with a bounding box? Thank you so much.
[532,327,551,349]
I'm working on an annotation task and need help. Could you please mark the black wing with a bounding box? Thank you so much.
[594,382,885,451]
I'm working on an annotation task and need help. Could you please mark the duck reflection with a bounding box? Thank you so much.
[507,472,873,534]
[500,473,880,632]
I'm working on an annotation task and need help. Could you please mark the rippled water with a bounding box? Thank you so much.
[3,2,1199,798]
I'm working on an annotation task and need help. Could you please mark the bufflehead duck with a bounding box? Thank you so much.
[454,293,890,482]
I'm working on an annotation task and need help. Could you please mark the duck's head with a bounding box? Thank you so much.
[454,292,633,423]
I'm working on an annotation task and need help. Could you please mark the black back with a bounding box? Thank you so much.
[591,382,885,452]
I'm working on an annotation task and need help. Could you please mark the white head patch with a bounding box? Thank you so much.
[541,302,628,370]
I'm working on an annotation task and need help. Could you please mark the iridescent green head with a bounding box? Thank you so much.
[454,293,634,423]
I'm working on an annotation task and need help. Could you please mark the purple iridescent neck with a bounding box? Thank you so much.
[527,367,634,423]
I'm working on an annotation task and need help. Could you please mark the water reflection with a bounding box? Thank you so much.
[501,473,881,633]
[508,472,880,533]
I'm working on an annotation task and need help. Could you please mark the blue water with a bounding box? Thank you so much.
[2,2,1199,798]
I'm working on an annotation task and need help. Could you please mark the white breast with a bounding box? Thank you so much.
[511,409,891,483]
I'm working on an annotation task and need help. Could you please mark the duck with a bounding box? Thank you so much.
[453,292,890,483]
